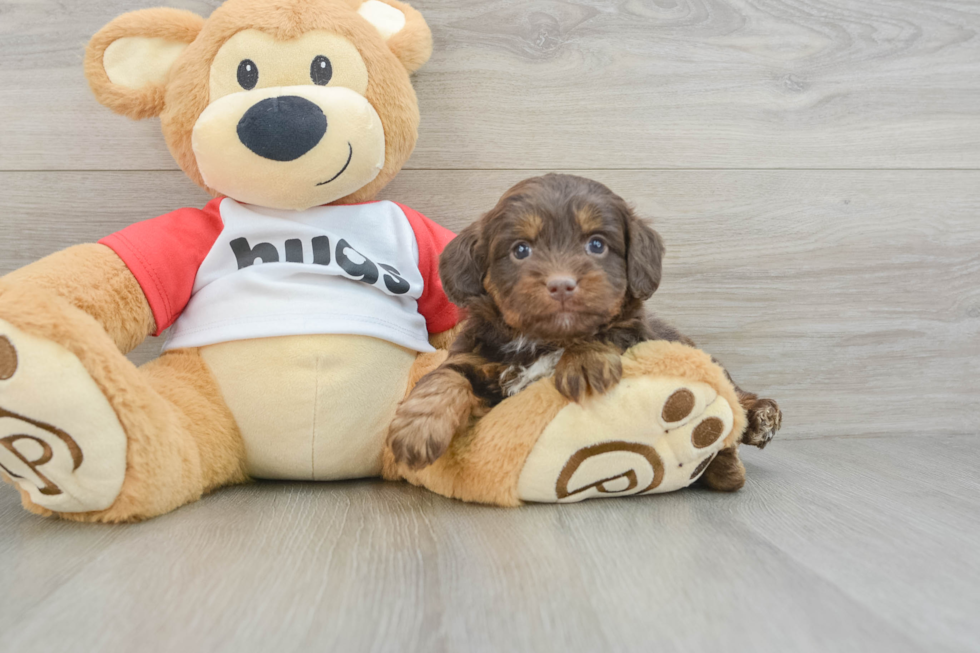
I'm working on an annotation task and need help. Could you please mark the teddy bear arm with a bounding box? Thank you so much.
[427,322,464,351]
[2,244,154,354]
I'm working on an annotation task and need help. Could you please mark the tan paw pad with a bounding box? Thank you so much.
[692,417,725,449]
[0,320,126,513]
[662,388,695,422]
[0,336,17,380]
[517,376,735,503]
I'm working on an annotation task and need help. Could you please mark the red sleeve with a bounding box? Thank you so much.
[99,197,225,336]
[394,202,460,334]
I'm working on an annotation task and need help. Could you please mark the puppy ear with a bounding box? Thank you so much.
[357,0,433,73]
[626,215,666,300]
[439,223,486,306]
[85,8,204,120]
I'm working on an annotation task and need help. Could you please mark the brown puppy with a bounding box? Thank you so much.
[387,174,781,490]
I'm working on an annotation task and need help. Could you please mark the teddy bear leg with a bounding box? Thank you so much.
[388,341,751,505]
[109,348,249,521]
[697,445,746,492]
[0,315,246,522]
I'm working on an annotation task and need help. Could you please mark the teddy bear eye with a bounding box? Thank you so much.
[512,242,532,260]
[311,55,333,86]
[237,59,259,90]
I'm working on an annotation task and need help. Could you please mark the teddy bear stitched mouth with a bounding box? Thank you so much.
[316,142,354,186]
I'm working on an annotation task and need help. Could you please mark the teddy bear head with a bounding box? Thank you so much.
[85,0,431,211]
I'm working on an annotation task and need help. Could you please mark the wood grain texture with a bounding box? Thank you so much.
[2,0,980,170]
[1,169,977,438]
[0,435,977,653]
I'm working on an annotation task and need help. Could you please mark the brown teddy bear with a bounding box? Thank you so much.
[0,0,751,522]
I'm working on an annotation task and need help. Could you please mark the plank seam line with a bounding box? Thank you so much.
[4,168,980,173]
[774,432,980,444]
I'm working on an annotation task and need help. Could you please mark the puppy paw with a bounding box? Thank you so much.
[742,398,782,449]
[389,364,483,470]
[554,348,623,402]
[387,411,456,471]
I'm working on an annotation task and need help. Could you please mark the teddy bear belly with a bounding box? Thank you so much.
[199,334,418,481]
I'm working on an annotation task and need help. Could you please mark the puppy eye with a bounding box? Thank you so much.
[511,241,532,260]
[237,59,259,90]
[586,237,607,255]
[311,55,333,86]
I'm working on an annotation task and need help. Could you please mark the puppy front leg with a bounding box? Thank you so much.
[387,364,483,470]
[554,343,623,402]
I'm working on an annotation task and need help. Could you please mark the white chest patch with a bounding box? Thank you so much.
[501,349,565,397]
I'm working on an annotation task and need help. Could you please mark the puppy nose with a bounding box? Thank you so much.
[546,276,578,301]
[237,96,327,162]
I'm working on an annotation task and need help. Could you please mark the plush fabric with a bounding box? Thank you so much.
[385,341,747,507]
[200,334,418,480]
[165,0,424,206]
[104,37,189,90]
[85,8,205,119]
[0,282,246,522]
[2,244,155,352]
[99,199,225,335]
[0,319,127,513]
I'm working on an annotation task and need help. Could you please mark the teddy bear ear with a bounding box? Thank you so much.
[85,8,205,120]
[357,0,433,73]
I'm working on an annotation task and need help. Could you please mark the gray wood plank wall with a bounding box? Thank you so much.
[1,0,978,444]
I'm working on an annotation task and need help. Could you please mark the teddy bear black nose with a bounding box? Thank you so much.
[237,96,327,162]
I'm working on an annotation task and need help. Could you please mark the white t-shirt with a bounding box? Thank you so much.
[100,198,460,352]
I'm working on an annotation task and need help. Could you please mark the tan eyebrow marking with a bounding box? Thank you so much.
[576,205,603,233]
[518,213,543,240]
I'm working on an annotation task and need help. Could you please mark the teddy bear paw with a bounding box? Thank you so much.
[0,320,127,513]
[517,377,737,503]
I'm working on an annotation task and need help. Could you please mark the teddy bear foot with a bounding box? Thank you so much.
[517,377,737,503]
[0,320,127,513]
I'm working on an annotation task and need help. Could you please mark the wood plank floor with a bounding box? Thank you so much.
[1,435,977,653]
[1,0,979,651]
